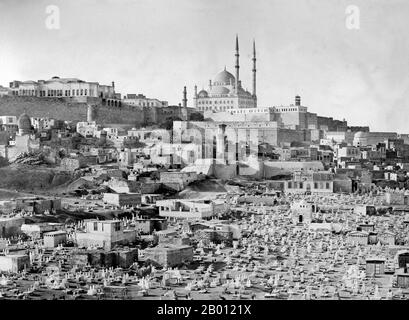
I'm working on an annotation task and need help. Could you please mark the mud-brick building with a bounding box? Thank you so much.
[144,244,193,267]
[75,220,138,250]
[0,254,30,272]
[70,247,138,268]
[0,216,25,238]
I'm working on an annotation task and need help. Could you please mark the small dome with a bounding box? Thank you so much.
[354,131,367,138]
[198,90,208,98]
[213,69,235,86]
[18,113,31,132]
[210,86,230,95]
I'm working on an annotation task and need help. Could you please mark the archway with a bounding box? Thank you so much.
[299,215,303,223]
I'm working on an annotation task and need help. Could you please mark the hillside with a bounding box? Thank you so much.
[0,165,74,193]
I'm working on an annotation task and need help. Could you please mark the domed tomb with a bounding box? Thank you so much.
[18,113,32,135]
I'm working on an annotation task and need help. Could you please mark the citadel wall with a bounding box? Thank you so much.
[0,96,146,126]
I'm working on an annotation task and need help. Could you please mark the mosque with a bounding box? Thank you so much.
[190,35,352,134]
[193,35,257,111]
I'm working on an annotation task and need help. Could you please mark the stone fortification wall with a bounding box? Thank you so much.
[0,96,145,126]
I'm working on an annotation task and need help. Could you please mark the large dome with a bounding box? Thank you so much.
[18,113,31,132]
[213,69,235,86]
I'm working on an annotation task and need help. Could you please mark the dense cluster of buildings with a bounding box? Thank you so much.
[1,35,409,300]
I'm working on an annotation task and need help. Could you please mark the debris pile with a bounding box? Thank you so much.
[12,151,46,165]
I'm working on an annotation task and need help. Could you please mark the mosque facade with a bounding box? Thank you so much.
[193,36,257,112]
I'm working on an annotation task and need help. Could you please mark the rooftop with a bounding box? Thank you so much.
[44,230,66,236]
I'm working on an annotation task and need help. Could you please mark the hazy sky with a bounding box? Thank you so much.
[0,0,408,132]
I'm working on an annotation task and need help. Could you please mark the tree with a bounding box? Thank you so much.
[123,138,146,149]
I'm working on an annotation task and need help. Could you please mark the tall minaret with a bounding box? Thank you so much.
[182,86,187,107]
[193,85,198,108]
[235,34,240,93]
[252,39,257,107]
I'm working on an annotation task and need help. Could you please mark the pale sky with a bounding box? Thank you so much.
[0,0,408,132]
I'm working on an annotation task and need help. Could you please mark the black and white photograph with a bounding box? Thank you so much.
[0,0,409,313]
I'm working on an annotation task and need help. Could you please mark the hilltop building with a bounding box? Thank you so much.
[194,36,257,111]
[122,94,168,108]
[9,76,116,102]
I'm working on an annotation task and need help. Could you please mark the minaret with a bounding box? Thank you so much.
[295,95,301,106]
[252,40,257,107]
[182,86,187,108]
[194,85,198,108]
[235,34,240,93]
